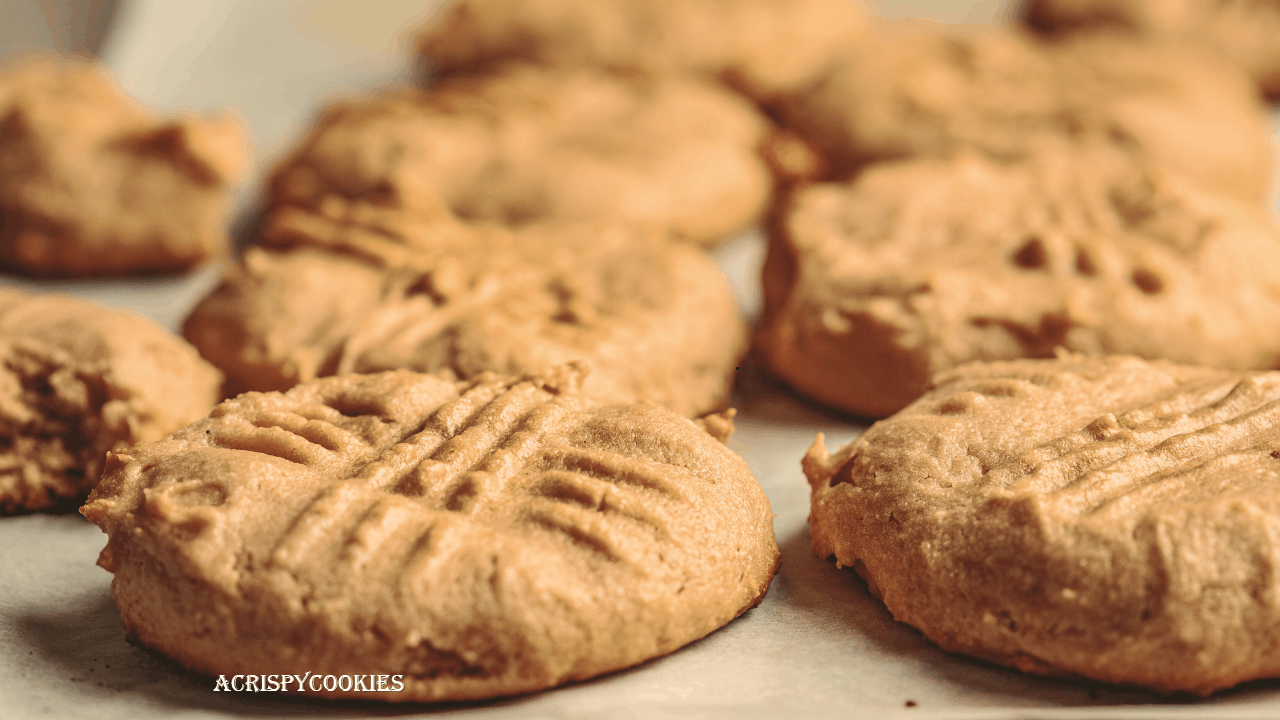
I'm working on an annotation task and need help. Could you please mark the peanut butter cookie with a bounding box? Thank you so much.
[0,288,222,513]
[775,22,1274,202]
[758,146,1280,418]
[1023,0,1280,99]
[184,207,746,417]
[415,0,865,99]
[268,64,770,247]
[83,366,778,701]
[0,55,249,277]
[805,354,1280,695]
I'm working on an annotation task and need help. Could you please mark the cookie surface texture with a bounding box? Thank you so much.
[1022,0,1280,99]
[415,0,865,98]
[0,288,222,513]
[758,148,1280,418]
[83,368,779,701]
[774,23,1274,202]
[268,65,770,247]
[805,355,1280,695]
[184,208,746,417]
[0,55,249,277]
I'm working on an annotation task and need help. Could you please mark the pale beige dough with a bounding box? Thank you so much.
[185,206,746,418]
[758,145,1280,418]
[83,367,779,701]
[0,287,222,513]
[805,354,1280,695]
[268,64,771,247]
[0,55,249,277]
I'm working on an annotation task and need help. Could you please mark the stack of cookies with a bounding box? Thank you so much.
[5,0,1280,705]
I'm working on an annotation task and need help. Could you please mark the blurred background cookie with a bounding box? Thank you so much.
[758,144,1280,418]
[0,54,249,277]
[83,366,778,701]
[268,64,771,247]
[773,21,1275,202]
[0,287,221,513]
[1021,0,1280,100]
[185,208,746,417]
[415,0,866,99]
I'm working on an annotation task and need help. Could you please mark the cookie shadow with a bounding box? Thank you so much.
[730,350,872,430]
[12,583,689,717]
[770,527,1274,708]
[11,586,444,717]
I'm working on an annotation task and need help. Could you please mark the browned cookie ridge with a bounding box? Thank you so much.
[82,367,779,701]
[184,207,746,417]
[415,0,866,99]
[758,146,1280,418]
[0,55,249,277]
[1022,0,1280,99]
[774,22,1274,202]
[268,64,771,247]
[0,288,222,513]
[805,355,1280,695]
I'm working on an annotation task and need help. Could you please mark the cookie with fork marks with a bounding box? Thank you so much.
[83,365,778,701]
[804,354,1280,695]
[183,206,746,418]
[0,287,221,513]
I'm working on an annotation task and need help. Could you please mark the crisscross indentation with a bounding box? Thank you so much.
[540,447,686,502]
[984,374,1280,515]
[348,377,578,516]
[528,469,671,538]
[270,481,382,570]
[208,405,374,470]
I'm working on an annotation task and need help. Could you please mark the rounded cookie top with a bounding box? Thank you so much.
[1021,0,1280,99]
[775,22,1273,202]
[0,287,222,513]
[758,146,1280,418]
[805,354,1280,695]
[268,64,770,247]
[0,54,249,277]
[82,367,779,701]
[414,0,866,99]
[184,207,746,418]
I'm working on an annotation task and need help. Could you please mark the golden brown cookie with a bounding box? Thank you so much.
[1022,0,1280,99]
[0,287,222,513]
[758,146,1280,419]
[774,22,1274,202]
[82,367,779,701]
[268,64,770,247]
[804,354,1280,695]
[184,206,746,417]
[414,0,865,99]
[0,54,249,277]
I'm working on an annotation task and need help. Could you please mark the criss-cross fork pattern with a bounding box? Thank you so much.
[205,374,685,574]
[976,373,1280,516]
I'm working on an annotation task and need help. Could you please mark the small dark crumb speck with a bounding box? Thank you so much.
[905,700,917,708]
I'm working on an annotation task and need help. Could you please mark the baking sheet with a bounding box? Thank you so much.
[3,2,1280,718]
